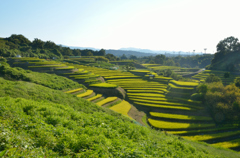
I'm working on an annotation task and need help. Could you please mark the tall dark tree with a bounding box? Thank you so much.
[72,49,81,56]
[99,49,106,56]
[154,54,165,64]
[121,54,128,60]
[31,38,44,49]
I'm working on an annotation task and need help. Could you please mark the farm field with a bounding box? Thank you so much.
[192,70,239,85]
[64,64,240,152]
[5,57,240,153]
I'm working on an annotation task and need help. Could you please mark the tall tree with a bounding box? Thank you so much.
[154,54,165,64]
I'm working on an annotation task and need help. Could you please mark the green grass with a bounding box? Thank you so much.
[150,112,212,121]
[148,119,215,130]
[0,65,84,90]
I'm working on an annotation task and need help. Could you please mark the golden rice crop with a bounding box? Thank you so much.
[65,88,83,94]
[212,138,240,149]
[183,130,240,141]
[148,118,215,130]
[110,100,132,118]
[87,94,103,101]
[89,83,118,88]
[96,97,118,106]
[134,101,192,110]
[150,112,212,121]
[77,90,93,98]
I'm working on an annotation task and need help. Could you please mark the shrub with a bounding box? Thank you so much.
[234,77,240,88]
[205,74,221,83]
[191,93,204,101]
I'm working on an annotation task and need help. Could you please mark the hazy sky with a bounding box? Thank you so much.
[1,0,240,53]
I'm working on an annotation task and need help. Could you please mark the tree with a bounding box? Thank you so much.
[31,38,44,49]
[235,77,240,88]
[212,36,240,66]
[86,51,93,56]
[154,55,165,64]
[217,36,240,53]
[98,49,106,56]
[129,55,137,60]
[205,74,221,83]
[44,41,57,49]
[105,54,117,61]
[72,49,81,56]
[61,47,73,56]
[197,84,208,94]
[121,54,128,60]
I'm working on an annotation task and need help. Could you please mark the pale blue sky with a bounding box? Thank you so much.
[1,0,240,53]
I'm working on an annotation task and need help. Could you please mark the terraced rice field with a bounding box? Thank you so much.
[89,82,118,88]
[64,88,83,94]
[77,90,93,98]
[96,97,118,106]
[87,94,103,101]
[148,118,215,130]
[110,100,132,118]
[192,70,239,85]
[62,62,240,152]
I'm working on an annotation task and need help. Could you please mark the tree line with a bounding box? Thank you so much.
[0,34,105,59]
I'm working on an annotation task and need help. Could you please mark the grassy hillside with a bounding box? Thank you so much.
[1,61,240,157]
[0,77,232,157]
[0,63,85,90]
[210,52,240,71]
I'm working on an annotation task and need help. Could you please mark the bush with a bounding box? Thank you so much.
[234,77,240,88]
[191,93,204,101]
[197,84,208,94]
[205,74,221,83]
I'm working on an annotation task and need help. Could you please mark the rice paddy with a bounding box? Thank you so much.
[96,97,118,106]
[148,118,215,130]
[110,100,132,118]
[77,90,93,98]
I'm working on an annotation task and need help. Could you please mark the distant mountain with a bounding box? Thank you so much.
[60,45,204,57]
[60,45,101,51]
[119,47,167,54]
[106,49,157,57]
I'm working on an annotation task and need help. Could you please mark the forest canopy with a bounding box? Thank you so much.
[0,34,105,59]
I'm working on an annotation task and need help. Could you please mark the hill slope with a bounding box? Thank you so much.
[0,62,240,157]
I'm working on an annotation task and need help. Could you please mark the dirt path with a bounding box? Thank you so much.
[92,96,105,103]
[98,77,105,83]
[128,104,146,126]
[182,68,205,78]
